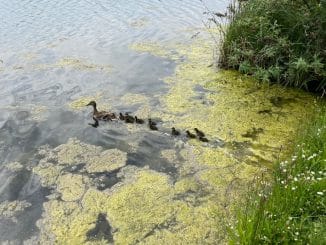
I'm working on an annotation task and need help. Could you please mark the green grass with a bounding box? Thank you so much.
[228,106,326,244]
[219,0,326,92]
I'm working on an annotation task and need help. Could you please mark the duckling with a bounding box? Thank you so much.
[135,116,144,124]
[186,130,196,138]
[148,118,157,126]
[119,113,125,120]
[124,113,135,123]
[86,101,116,121]
[194,128,205,137]
[148,119,158,130]
[103,112,116,121]
[199,136,209,142]
[171,127,180,136]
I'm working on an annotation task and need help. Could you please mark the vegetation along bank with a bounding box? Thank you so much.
[215,0,326,243]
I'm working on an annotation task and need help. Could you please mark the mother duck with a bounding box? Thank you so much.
[86,101,116,121]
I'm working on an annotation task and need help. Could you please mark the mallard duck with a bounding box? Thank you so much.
[88,117,99,128]
[199,136,209,142]
[124,113,135,123]
[119,113,125,120]
[194,128,205,137]
[171,127,180,136]
[186,130,196,138]
[148,119,158,130]
[86,101,116,121]
[135,116,144,124]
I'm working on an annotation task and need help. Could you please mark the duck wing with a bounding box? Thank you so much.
[96,111,116,121]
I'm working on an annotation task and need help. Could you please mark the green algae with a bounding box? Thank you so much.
[160,149,178,162]
[130,42,181,61]
[68,94,103,110]
[29,29,318,244]
[132,37,316,165]
[35,138,127,176]
[39,199,95,244]
[128,32,317,243]
[57,173,88,202]
[85,149,127,173]
[33,139,227,244]
[30,105,47,121]
[0,200,31,222]
[129,17,149,28]
[102,170,175,244]
[36,58,112,72]
[4,161,23,171]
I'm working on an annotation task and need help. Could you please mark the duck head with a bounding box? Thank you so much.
[86,101,97,107]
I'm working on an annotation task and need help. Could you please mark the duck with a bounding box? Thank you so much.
[148,119,158,130]
[124,113,135,123]
[135,116,144,124]
[194,128,205,137]
[88,117,99,128]
[186,130,196,138]
[171,127,180,136]
[148,118,157,126]
[86,101,116,121]
[119,113,125,120]
[199,136,209,142]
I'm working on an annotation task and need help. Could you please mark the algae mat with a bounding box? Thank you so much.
[30,34,317,244]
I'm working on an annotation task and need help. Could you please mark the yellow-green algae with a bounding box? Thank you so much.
[34,57,112,73]
[30,105,47,121]
[129,32,317,242]
[160,149,178,163]
[4,161,24,171]
[57,173,88,202]
[131,36,316,165]
[34,139,127,178]
[129,17,149,28]
[68,94,103,110]
[0,200,31,222]
[31,30,318,244]
[33,139,228,244]
[36,164,225,244]
[85,149,127,173]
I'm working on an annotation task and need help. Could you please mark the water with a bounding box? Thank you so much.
[0,0,315,244]
[0,0,231,243]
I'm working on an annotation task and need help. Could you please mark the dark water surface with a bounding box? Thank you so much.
[0,0,229,243]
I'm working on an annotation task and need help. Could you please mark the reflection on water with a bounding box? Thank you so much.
[0,0,316,244]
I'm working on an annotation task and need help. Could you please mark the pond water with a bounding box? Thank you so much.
[0,0,316,244]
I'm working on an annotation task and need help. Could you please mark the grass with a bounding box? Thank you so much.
[228,105,326,244]
[217,0,326,93]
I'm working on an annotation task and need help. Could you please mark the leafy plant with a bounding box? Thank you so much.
[217,0,326,93]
